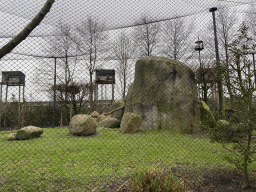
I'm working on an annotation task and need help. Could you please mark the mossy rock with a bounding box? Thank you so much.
[97,114,107,122]
[7,133,17,140]
[124,56,200,132]
[200,101,216,128]
[120,112,142,133]
[216,119,229,127]
[91,111,99,118]
[69,114,97,136]
[16,126,43,140]
[97,117,120,128]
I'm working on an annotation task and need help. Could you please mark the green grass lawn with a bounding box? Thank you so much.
[0,127,254,191]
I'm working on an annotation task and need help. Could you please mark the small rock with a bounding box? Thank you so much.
[7,133,16,140]
[69,114,97,136]
[97,114,107,122]
[16,126,43,140]
[120,113,141,133]
[91,111,99,118]
[97,118,120,128]
[216,119,229,126]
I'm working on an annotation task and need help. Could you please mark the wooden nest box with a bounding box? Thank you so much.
[95,69,115,84]
[2,71,25,86]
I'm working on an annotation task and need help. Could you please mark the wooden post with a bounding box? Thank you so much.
[94,83,98,110]
[112,83,114,101]
[18,84,21,128]
[105,84,107,100]
[21,85,25,127]
[0,83,2,129]
[100,84,102,100]
[4,85,8,129]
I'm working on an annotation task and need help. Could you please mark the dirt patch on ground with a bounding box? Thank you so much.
[178,167,256,192]
[101,166,256,192]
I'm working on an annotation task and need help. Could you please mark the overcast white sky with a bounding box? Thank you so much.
[0,0,255,101]
[0,0,252,57]
[0,0,252,37]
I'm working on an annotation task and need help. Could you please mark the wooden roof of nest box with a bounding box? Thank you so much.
[195,40,204,51]
[95,69,115,84]
[2,71,25,86]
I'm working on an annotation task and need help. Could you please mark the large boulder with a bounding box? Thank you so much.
[124,56,200,133]
[200,101,215,128]
[97,117,120,128]
[16,126,43,140]
[69,114,97,136]
[120,112,141,133]
[111,99,125,121]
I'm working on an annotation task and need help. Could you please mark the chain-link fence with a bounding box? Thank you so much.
[1,0,256,191]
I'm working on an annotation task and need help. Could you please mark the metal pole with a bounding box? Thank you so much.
[0,83,2,129]
[199,50,202,69]
[198,50,203,100]
[95,83,98,110]
[210,7,225,115]
[18,84,21,128]
[4,85,8,128]
[112,83,115,102]
[52,57,57,128]
[22,85,25,127]
[210,8,220,61]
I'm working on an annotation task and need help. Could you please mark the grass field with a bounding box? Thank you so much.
[0,127,255,191]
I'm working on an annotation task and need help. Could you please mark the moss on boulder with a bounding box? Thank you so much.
[124,56,200,133]
[7,133,17,140]
[216,119,229,126]
[97,117,120,128]
[69,114,97,136]
[120,112,141,133]
[16,126,43,140]
[200,101,215,128]
[97,114,107,122]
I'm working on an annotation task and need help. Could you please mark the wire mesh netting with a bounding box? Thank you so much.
[1,0,256,191]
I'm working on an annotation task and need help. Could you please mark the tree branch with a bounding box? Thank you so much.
[0,0,55,59]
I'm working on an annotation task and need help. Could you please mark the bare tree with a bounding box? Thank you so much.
[112,30,134,99]
[247,4,256,39]
[216,7,238,108]
[38,22,79,90]
[202,7,238,109]
[49,22,78,86]
[134,15,160,57]
[51,82,92,118]
[36,22,85,120]
[75,17,108,107]
[0,0,55,59]
[162,17,194,61]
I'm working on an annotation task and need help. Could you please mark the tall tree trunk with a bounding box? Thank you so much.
[89,70,94,110]
[0,0,55,59]
[203,83,208,104]
[224,44,234,108]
